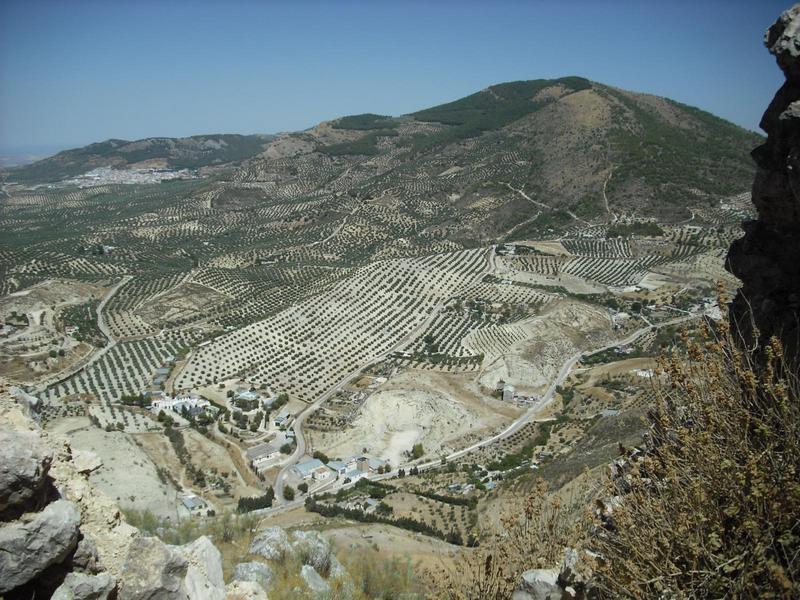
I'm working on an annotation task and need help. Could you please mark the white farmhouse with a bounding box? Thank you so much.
[246,443,281,471]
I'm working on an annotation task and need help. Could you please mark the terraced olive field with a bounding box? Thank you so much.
[0,77,757,518]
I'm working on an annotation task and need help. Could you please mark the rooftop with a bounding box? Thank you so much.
[294,458,325,476]
[246,443,279,460]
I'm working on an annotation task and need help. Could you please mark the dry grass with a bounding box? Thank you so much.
[590,309,800,598]
[123,509,423,598]
[436,478,586,599]
[439,299,800,599]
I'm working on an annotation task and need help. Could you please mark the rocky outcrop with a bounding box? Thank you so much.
[244,524,348,596]
[225,580,269,600]
[170,536,226,600]
[0,380,226,600]
[513,569,561,600]
[120,537,189,599]
[0,428,53,519]
[52,572,117,600]
[513,548,596,600]
[300,565,330,594]
[726,3,800,362]
[290,530,334,576]
[233,562,274,589]
[248,526,292,561]
[0,500,81,593]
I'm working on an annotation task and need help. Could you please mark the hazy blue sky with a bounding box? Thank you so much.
[0,0,790,152]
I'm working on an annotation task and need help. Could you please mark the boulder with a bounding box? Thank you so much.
[171,535,225,600]
[328,554,348,580]
[72,533,102,574]
[291,530,332,575]
[233,561,273,590]
[300,564,329,594]
[513,568,562,600]
[225,580,268,600]
[118,536,188,600]
[0,428,53,518]
[0,499,81,593]
[249,526,291,561]
[52,571,116,600]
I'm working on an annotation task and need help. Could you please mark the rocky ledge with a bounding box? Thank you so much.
[0,380,248,599]
[726,3,800,362]
[0,377,356,599]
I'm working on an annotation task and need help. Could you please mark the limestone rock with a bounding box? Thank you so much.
[765,4,800,80]
[225,580,268,600]
[0,427,53,518]
[0,499,81,593]
[291,530,333,575]
[249,526,291,561]
[513,569,562,600]
[726,3,800,362]
[118,536,188,600]
[300,564,330,594]
[233,561,273,590]
[171,535,225,600]
[72,534,102,574]
[52,571,117,600]
[328,554,348,580]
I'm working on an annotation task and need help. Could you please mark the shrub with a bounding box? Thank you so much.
[438,478,583,599]
[411,443,424,459]
[590,318,800,598]
[283,485,295,501]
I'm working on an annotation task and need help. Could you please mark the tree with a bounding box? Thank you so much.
[280,443,293,454]
[298,482,308,494]
[49,349,57,359]
[411,443,424,459]
[283,486,295,501]
[312,450,329,463]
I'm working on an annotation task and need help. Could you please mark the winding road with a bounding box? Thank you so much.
[269,295,702,509]
[34,275,131,392]
[272,247,496,501]
[504,182,592,227]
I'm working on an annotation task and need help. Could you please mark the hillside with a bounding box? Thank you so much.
[3,134,272,183]
[0,75,766,598]
[221,76,760,244]
[5,78,760,227]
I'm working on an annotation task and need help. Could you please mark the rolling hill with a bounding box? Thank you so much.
[3,76,761,240]
[3,133,273,183]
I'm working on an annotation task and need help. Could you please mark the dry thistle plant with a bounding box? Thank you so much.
[438,478,587,599]
[590,308,800,599]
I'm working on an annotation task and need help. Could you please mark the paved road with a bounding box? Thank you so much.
[262,311,701,513]
[412,313,697,471]
[273,247,495,502]
[96,275,131,343]
[34,275,132,392]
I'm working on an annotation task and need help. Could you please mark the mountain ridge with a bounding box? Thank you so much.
[4,76,762,228]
